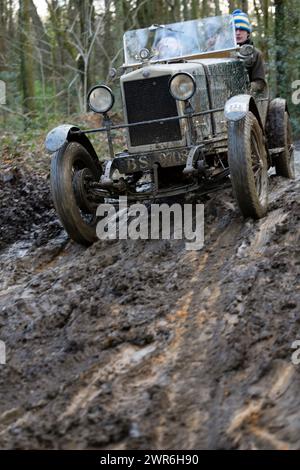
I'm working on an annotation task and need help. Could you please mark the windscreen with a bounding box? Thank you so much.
[123,15,237,65]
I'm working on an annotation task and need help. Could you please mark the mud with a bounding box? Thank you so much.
[0,150,299,450]
[0,166,61,250]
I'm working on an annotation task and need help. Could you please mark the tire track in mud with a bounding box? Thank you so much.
[0,152,299,449]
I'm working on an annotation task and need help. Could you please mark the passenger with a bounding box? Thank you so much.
[232,9,267,93]
[204,21,224,51]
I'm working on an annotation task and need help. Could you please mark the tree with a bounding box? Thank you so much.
[0,0,7,72]
[19,0,36,115]
[274,0,285,97]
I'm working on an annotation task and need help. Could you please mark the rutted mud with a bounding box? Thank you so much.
[0,150,299,449]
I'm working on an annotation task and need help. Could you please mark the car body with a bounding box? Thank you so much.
[45,14,295,245]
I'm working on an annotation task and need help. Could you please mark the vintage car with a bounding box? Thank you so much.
[45,14,294,245]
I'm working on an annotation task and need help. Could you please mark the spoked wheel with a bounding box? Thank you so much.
[50,141,102,245]
[274,112,295,179]
[228,111,268,219]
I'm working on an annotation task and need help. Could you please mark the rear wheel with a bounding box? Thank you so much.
[228,111,268,219]
[274,112,295,178]
[50,141,102,245]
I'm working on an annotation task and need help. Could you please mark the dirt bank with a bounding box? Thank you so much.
[0,150,299,449]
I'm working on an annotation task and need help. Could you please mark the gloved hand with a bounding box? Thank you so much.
[238,44,255,69]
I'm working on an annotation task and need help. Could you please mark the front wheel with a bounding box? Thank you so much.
[50,141,102,245]
[228,111,268,219]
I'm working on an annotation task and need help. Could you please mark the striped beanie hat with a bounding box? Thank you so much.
[232,9,252,33]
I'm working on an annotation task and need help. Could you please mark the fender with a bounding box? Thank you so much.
[224,94,264,131]
[45,124,101,171]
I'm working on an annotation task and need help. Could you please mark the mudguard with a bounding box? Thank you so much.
[224,94,264,131]
[45,124,101,170]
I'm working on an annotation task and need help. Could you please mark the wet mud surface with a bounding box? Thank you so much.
[0,150,299,449]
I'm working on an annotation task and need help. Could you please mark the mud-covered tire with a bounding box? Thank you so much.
[228,111,268,219]
[50,141,101,245]
[267,107,295,178]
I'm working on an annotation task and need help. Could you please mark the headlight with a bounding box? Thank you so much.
[169,73,196,101]
[87,85,114,113]
[139,48,150,60]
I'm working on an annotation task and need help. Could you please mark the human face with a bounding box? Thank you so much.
[207,34,217,49]
[235,28,249,45]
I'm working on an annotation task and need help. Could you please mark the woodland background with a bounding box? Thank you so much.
[0,0,300,137]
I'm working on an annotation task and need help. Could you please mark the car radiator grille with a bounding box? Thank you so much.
[123,75,182,147]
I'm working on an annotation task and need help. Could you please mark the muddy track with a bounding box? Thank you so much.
[0,152,299,449]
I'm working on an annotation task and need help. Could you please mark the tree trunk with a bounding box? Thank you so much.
[78,0,94,111]
[202,0,210,17]
[241,0,248,13]
[183,1,189,21]
[19,0,35,115]
[274,0,285,97]
[0,0,7,71]
[191,0,199,19]
[228,0,236,13]
[102,0,112,83]
[215,0,221,16]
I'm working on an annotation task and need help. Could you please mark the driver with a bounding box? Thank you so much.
[232,9,267,93]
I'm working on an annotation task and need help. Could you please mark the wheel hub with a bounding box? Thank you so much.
[73,168,96,213]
